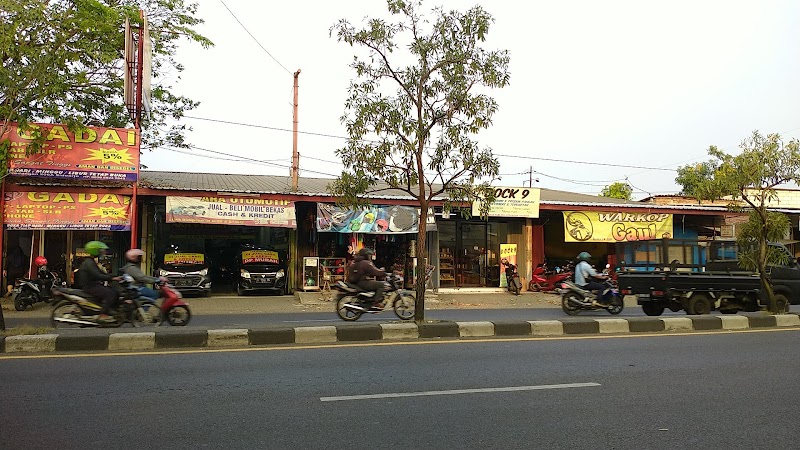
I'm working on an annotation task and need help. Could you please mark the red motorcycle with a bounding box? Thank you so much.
[529,264,572,293]
[157,282,192,326]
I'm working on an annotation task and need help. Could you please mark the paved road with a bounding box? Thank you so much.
[2,329,800,448]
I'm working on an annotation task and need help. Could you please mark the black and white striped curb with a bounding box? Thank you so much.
[3,314,799,354]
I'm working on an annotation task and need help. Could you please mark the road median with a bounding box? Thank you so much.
[2,314,800,354]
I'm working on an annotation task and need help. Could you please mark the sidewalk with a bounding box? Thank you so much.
[1,291,577,319]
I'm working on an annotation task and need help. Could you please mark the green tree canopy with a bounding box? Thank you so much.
[676,131,800,313]
[330,0,510,321]
[600,182,633,200]
[0,0,212,171]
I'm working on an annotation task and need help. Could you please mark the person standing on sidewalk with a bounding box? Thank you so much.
[4,244,27,297]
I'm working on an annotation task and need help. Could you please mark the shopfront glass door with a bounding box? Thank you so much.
[458,222,486,287]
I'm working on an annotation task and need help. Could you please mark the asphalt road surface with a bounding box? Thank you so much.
[8,306,794,331]
[2,329,800,448]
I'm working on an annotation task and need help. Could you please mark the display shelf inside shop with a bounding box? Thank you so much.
[439,246,455,285]
[319,257,347,282]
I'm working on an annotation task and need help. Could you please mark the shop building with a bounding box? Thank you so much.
[4,166,761,296]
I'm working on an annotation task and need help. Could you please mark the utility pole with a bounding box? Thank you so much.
[528,166,532,188]
[291,69,301,192]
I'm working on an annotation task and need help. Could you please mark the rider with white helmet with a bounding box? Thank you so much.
[122,249,163,301]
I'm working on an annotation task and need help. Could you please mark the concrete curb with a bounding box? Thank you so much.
[3,314,800,354]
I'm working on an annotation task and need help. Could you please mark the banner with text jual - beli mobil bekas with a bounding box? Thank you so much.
[165,196,296,228]
[563,211,673,243]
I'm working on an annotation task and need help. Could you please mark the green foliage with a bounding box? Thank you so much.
[0,0,212,174]
[600,182,633,200]
[330,0,509,319]
[676,131,800,313]
[735,210,791,271]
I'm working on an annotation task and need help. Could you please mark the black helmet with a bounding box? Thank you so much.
[357,248,374,257]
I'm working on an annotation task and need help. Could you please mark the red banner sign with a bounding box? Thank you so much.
[3,191,132,230]
[3,123,140,181]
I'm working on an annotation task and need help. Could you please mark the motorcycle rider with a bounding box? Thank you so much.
[574,251,608,306]
[347,248,386,308]
[122,249,163,301]
[77,241,121,322]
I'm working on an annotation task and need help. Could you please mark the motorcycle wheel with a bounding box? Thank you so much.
[51,300,86,328]
[133,303,163,327]
[529,282,541,292]
[512,279,521,296]
[561,293,582,316]
[335,294,363,321]
[166,306,191,326]
[14,292,33,311]
[606,295,624,315]
[393,293,416,321]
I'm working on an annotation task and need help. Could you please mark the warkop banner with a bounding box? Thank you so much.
[166,196,296,228]
[563,211,673,243]
[3,123,140,181]
[4,191,132,230]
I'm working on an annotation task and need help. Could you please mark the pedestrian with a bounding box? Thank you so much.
[4,244,28,297]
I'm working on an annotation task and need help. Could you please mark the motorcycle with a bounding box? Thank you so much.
[13,267,63,311]
[157,281,192,326]
[334,272,415,321]
[528,264,572,293]
[504,263,522,296]
[50,275,163,328]
[561,278,624,316]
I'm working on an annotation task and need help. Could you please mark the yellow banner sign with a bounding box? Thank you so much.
[472,187,540,218]
[241,250,279,265]
[563,211,673,243]
[164,253,205,265]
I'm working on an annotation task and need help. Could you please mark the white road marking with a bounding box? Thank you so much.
[281,319,340,323]
[320,382,601,402]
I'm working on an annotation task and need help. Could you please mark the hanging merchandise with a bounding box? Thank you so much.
[317,204,419,234]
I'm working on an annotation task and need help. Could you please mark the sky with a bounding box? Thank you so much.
[141,0,800,200]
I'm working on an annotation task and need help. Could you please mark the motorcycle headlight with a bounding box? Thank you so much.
[199,268,208,277]
[275,269,285,279]
[158,269,169,277]
[240,269,251,279]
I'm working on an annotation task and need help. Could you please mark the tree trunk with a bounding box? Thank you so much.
[414,207,428,323]
[758,237,778,314]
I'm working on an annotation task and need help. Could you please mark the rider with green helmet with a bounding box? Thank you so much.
[574,251,608,305]
[77,241,120,322]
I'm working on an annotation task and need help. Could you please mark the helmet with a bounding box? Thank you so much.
[125,248,145,262]
[577,251,592,262]
[357,248,374,257]
[85,240,109,257]
[34,256,48,267]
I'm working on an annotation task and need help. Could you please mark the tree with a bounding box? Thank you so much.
[600,182,633,200]
[330,0,509,321]
[676,131,800,314]
[0,0,210,330]
[0,0,212,169]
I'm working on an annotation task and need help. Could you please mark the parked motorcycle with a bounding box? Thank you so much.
[504,262,522,296]
[528,264,572,293]
[157,281,192,326]
[50,275,162,328]
[334,272,415,321]
[13,267,63,311]
[561,278,624,316]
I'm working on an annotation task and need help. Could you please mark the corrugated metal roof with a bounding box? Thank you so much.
[7,170,742,212]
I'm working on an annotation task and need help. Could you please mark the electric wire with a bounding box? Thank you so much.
[219,0,293,75]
